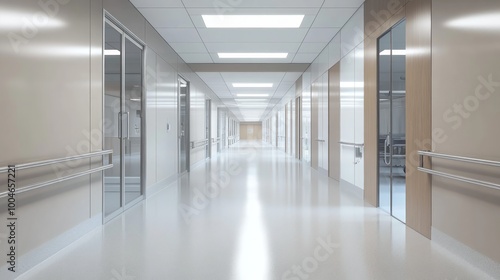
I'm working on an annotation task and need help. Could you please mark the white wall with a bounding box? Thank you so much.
[262,5,365,189]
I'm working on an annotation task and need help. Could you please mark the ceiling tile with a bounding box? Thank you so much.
[323,0,364,8]
[297,42,328,53]
[169,43,207,53]
[130,0,184,8]
[183,0,325,8]
[157,28,202,43]
[179,53,213,63]
[138,8,194,28]
[303,28,341,42]
[292,53,318,63]
[311,8,358,28]
[204,43,301,53]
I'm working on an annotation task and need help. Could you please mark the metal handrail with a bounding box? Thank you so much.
[418,150,500,191]
[418,151,500,167]
[0,150,113,174]
[191,139,209,149]
[339,141,364,147]
[0,164,113,199]
[0,150,114,199]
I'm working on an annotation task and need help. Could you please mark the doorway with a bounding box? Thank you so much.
[103,19,144,221]
[178,77,190,174]
[205,99,211,159]
[377,20,407,223]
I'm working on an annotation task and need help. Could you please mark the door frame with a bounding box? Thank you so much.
[177,75,190,174]
[376,18,407,223]
[102,13,146,224]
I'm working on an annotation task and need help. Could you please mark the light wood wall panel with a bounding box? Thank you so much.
[364,0,431,238]
[406,0,432,238]
[240,123,262,140]
[328,64,341,181]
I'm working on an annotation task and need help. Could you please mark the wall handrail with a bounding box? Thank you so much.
[339,141,364,147]
[418,150,500,191]
[0,165,113,199]
[418,151,500,168]
[0,150,113,174]
[191,139,209,149]
[0,150,114,199]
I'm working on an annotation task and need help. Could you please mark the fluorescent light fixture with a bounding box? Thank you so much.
[446,13,500,30]
[233,83,273,88]
[379,49,406,56]
[218,53,288,59]
[180,83,187,88]
[237,94,270,97]
[130,98,141,102]
[104,49,121,56]
[235,99,267,102]
[202,15,305,28]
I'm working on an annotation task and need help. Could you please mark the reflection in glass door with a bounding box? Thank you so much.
[104,20,144,220]
[377,20,407,223]
[178,77,190,174]
[124,37,143,205]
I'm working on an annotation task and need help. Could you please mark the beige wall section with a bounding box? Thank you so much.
[432,0,500,263]
[0,0,98,275]
[240,123,263,141]
[405,0,432,238]
[328,64,341,181]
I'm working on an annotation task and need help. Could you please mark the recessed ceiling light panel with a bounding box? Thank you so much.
[202,15,305,28]
[218,53,288,59]
[237,94,270,97]
[233,83,273,88]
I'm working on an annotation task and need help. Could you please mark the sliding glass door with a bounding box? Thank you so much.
[377,20,407,223]
[104,19,144,221]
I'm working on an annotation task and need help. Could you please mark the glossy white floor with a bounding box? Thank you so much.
[19,141,495,280]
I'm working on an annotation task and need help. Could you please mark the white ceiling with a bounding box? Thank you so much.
[130,0,364,121]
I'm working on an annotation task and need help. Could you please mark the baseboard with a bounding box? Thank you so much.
[432,227,500,279]
[0,215,101,280]
[339,179,364,200]
[146,173,179,198]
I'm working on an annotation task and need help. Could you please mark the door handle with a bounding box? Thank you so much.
[123,112,130,139]
[118,112,122,139]
[384,134,391,165]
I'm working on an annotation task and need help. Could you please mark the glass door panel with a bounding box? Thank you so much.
[391,21,407,222]
[104,20,144,220]
[378,31,392,214]
[104,22,123,217]
[124,37,143,205]
[179,78,189,173]
[377,20,407,223]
